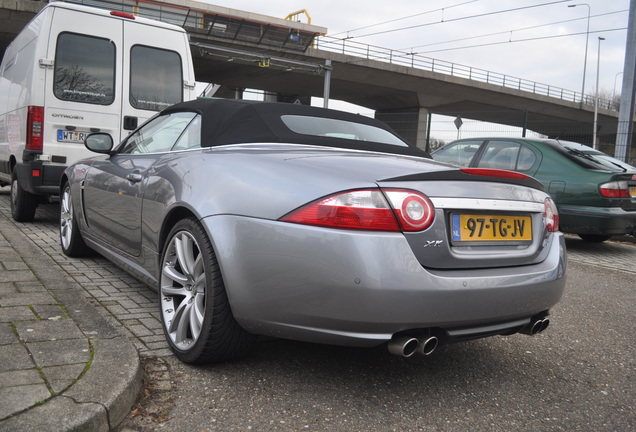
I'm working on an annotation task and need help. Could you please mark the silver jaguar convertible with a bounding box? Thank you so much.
[59,98,566,364]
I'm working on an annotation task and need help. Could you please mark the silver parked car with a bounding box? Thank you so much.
[59,99,566,364]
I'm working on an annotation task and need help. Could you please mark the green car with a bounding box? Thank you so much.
[432,138,636,242]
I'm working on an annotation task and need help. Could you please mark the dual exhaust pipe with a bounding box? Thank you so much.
[388,315,550,357]
[388,335,438,358]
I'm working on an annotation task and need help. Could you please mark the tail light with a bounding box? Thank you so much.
[280,189,435,232]
[599,181,630,198]
[26,106,44,151]
[544,197,559,232]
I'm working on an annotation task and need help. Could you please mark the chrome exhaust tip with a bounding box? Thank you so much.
[388,335,419,357]
[520,317,550,335]
[416,336,438,356]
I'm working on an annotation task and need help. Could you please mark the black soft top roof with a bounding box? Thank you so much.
[162,98,430,158]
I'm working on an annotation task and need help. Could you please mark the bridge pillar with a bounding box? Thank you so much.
[375,107,429,151]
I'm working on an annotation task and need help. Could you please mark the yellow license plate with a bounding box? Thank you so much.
[451,214,532,242]
[630,186,636,197]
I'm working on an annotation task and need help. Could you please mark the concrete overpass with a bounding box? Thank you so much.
[1,0,632,156]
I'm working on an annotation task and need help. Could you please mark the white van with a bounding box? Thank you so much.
[0,2,196,221]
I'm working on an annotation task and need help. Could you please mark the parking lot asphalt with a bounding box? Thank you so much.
[0,186,634,431]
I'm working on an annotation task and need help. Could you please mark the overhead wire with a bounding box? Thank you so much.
[333,0,574,41]
[412,27,627,55]
[398,9,627,52]
[328,0,480,38]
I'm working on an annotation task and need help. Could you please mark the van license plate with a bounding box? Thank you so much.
[57,130,87,143]
[451,214,532,242]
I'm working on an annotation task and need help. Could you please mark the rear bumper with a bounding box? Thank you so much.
[15,162,65,196]
[560,206,636,236]
[204,215,567,347]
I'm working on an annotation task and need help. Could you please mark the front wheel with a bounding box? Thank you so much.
[578,234,611,243]
[60,182,91,257]
[11,171,38,222]
[159,218,255,364]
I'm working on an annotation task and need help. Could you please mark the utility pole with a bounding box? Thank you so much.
[593,37,605,149]
[615,0,636,162]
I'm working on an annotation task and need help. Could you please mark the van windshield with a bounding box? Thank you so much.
[54,33,115,105]
[130,46,183,111]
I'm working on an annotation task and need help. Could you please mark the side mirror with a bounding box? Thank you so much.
[85,133,114,154]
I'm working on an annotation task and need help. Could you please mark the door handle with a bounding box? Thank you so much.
[126,173,143,183]
[124,116,138,130]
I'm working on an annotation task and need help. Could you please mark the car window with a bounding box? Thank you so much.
[478,141,537,172]
[280,115,408,147]
[119,112,197,154]
[172,115,201,151]
[517,146,537,171]
[432,141,482,167]
[479,141,521,170]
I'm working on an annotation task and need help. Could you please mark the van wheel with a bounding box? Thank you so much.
[60,182,91,257]
[11,171,38,222]
[159,218,255,364]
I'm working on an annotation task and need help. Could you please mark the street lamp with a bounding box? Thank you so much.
[593,36,605,149]
[569,4,591,104]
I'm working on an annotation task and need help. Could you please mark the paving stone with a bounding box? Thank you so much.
[0,343,34,373]
[14,320,85,343]
[41,364,86,394]
[0,292,56,307]
[27,339,91,368]
[0,384,51,419]
[13,282,46,293]
[31,305,69,320]
[0,306,37,322]
[0,368,43,388]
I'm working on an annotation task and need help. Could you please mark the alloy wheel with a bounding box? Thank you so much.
[160,230,206,351]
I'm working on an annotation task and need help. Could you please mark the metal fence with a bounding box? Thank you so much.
[314,36,617,111]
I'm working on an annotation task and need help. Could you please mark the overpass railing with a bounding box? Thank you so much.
[314,35,617,111]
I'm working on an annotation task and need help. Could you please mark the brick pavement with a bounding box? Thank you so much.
[0,188,171,359]
[0,187,142,431]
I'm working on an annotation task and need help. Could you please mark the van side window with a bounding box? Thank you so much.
[130,46,183,111]
[54,33,115,105]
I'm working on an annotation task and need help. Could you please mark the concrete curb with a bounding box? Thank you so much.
[0,206,142,431]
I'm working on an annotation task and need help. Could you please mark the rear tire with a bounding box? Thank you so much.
[11,171,38,222]
[159,218,255,364]
[578,234,611,243]
[60,182,92,257]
